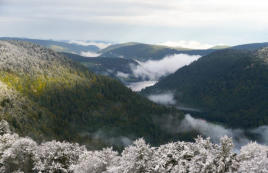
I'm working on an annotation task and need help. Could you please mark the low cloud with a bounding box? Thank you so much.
[127,81,157,92]
[250,126,268,144]
[158,40,214,50]
[79,129,133,147]
[116,71,129,78]
[147,92,268,150]
[147,91,201,112]
[80,51,100,57]
[69,40,112,49]
[154,113,268,150]
[131,54,200,80]
[92,130,133,147]
[179,115,250,149]
[148,92,176,105]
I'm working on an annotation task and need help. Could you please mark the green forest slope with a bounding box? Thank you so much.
[0,41,195,149]
[143,48,268,128]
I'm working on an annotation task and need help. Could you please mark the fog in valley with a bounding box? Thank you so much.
[148,91,268,151]
[127,54,200,91]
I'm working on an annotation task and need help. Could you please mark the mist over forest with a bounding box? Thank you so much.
[1,0,268,172]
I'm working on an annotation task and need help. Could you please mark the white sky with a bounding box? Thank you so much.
[1,0,268,47]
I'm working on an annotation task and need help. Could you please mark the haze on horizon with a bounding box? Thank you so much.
[1,0,268,49]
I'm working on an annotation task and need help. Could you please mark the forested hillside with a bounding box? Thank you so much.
[232,42,268,50]
[100,42,215,61]
[62,52,140,83]
[0,40,197,149]
[143,48,268,128]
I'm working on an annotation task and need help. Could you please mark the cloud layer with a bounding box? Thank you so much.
[148,92,176,105]
[154,113,268,150]
[1,0,268,44]
[127,81,157,92]
[131,54,200,80]
[180,115,250,149]
[158,41,214,50]
[80,51,100,57]
[69,40,112,49]
[147,91,268,150]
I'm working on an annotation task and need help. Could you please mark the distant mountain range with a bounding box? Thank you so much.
[99,42,217,61]
[3,37,268,62]
[232,42,268,50]
[142,48,268,128]
[0,37,100,55]
[0,38,222,61]
[100,42,268,61]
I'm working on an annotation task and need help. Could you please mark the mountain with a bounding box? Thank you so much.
[99,42,216,61]
[0,37,99,54]
[0,40,198,149]
[142,48,268,128]
[210,45,230,49]
[232,42,268,51]
[62,52,140,83]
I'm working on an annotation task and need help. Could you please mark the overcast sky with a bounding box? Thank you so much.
[1,0,268,48]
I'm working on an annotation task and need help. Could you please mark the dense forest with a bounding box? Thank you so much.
[143,48,268,128]
[0,40,199,149]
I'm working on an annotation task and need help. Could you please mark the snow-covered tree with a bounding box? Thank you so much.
[149,136,238,173]
[0,137,37,172]
[0,133,18,156]
[215,136,239,172]
[238,142,268,173]
[0,120,268,173]
[0,120,10,135]
[33,140,86,173]
[111,138,154,173]
[71,148,118,173]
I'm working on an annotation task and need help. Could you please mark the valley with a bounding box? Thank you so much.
[0,38,267,172]
[1,0,268,171]
[0,40,201,149]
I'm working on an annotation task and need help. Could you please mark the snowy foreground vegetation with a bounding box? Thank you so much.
[0,121,268,173]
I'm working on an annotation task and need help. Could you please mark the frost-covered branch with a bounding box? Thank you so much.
[0,121,267,173]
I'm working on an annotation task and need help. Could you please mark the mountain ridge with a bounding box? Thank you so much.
[0,37,99,54]
[99,42,215,61]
